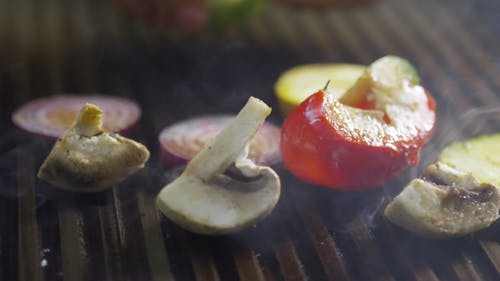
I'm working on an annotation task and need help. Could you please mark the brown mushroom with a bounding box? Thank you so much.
[385,162,500,238]
[38,103,150,192]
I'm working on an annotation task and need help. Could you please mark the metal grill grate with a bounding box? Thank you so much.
[0,0,499,280]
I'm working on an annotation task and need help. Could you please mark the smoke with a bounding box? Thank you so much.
[421,106,500,169]
[2,100,498,234]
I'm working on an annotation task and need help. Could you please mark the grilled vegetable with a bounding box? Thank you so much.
[38,103,150,192]
[159,115,281,167]
[156,97,280,235]
[280,56,436,190]
[274,63,365,115]
[12,95,141,140]
[438,134,500,187]
[385,134,500,238]
[385,162,500,238]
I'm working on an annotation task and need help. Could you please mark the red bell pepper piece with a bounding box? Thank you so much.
[280,56,436,190]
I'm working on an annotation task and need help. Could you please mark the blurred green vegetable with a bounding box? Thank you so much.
[208,0,269,31]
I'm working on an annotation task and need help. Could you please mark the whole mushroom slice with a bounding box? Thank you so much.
[384,162,500,238]
[38,103,150,192]
[156,97,281,235]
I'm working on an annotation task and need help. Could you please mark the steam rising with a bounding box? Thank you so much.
[348,106,499,230]
[420,106,500,171]
[1,106,499,234]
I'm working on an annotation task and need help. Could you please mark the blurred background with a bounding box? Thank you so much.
[1,0,497,120]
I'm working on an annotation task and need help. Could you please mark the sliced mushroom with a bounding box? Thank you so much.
[384,162,500,238]
[38,103,150,192]
[156,97,281,234]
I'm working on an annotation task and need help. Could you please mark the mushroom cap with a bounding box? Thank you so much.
[385,163,500,238]
[156,166,280,234]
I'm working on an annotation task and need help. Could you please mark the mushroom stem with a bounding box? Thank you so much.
[184,97,272,181]
[74,103,103,137]
[155,97,280,234]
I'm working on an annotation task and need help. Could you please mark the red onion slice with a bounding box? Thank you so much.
[12,95,141,139]
[159,115,281,167]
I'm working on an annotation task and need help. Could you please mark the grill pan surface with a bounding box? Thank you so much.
[0,0,499,280]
